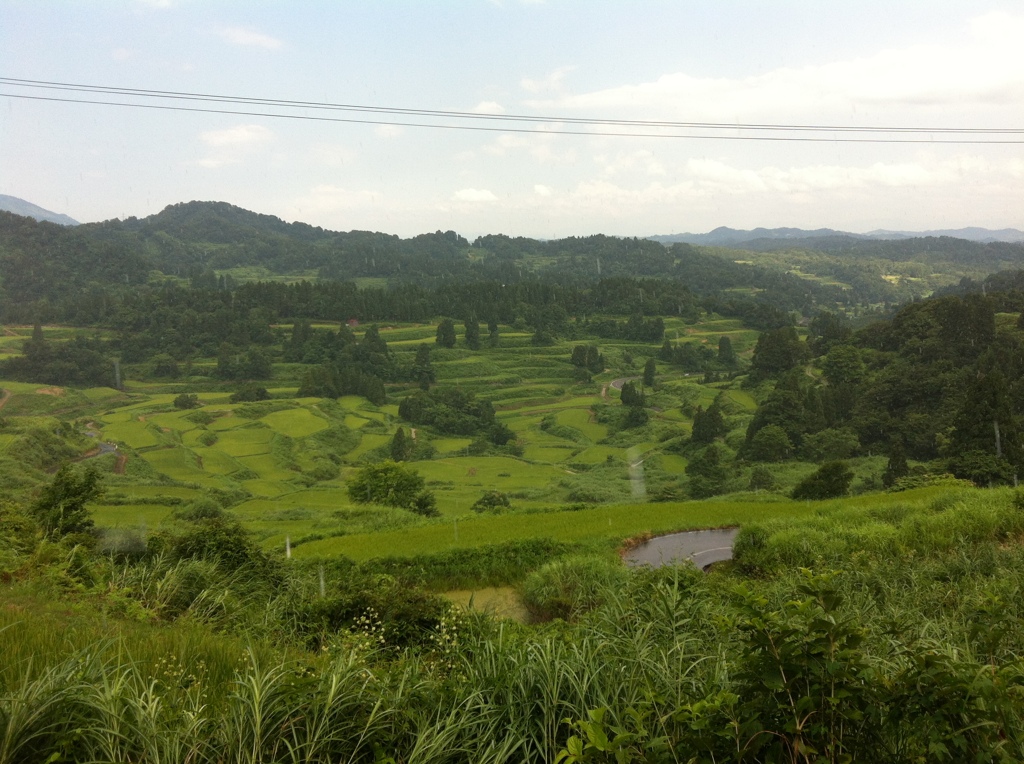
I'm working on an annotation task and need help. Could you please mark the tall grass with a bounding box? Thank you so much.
[7,488,1024,761]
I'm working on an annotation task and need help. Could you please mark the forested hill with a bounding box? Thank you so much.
[733,233,1024,268]
[2,200,1022,324]
[0,202,846,319]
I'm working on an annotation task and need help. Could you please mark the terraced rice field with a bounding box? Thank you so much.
[0,314,773,559]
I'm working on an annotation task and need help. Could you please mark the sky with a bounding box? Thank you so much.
[1,1,1023,239]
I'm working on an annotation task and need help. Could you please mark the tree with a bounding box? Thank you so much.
[230,383,269,403]
[643,358,656,388]
[691,397,727,445]
[882,439,909,488]
[390,427,412,461]
[436,318,456,348]
[950,450,1014,487]
[238,348,272,380]
[807,311,852,355]
[150,353,180,379]
[620,381,645,408]
[821,344,865,388]
[347,460,435,511]
[750,326,808,380]
[792,461,854,500]
[410,490,439,517]
[687,444,730,498]
[622,405,649,429]
[747,424,794,462]
[488,319,500,348]
[412,344,435,391]
[801,427,859,462]
[173,393,201,410]
[471,490,512,514]
[951,370,1020,476]
[30,464,103,539]
[718,335,738,368]
[464,315,481,350]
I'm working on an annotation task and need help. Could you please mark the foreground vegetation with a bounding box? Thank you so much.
[4,487,1024,762]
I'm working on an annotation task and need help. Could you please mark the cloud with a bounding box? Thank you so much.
[453,188,498,202]
[472,101,506,114]
[520,66,575,94]
[196,124,273,167]
[597,149,666,177]
[217,27,283,50]
[526,12,1024,119]
[111,48,133,61]
[534,184,552,197]
[290,185,381,217]
[481,132,575,164]
[375,124,404,139]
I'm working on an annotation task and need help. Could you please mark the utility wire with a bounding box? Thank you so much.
[2,76,1022,144]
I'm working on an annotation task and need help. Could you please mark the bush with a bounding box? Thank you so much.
[0,499,37,557]
[471,490,512,514]
[230,383,270,403]
[792,461,855,500]
[522,555,628,621]
[173,393,201,410]
[30,464,104,540]
[347,460,436,512]
[748,465,779,492]
[747,424,793,462]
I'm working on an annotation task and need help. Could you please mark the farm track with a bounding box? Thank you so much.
[602,376,640,400]
[76,420,124,472]
[0,388,10,411]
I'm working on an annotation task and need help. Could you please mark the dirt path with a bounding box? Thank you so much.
[0,389,11,412]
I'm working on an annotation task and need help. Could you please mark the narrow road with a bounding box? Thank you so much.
[80,422,125,472]
[601,376,640,400]
[623,528,739,570]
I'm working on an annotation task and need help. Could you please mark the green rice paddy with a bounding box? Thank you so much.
[1,312,843,566]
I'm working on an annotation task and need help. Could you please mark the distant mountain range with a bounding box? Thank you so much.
[0,195,78,226]
[649,226,1024,246]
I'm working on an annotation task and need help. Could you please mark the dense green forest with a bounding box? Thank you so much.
[5,202,1024,762]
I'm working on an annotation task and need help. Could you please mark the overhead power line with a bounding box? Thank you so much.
[2,76,1022,144]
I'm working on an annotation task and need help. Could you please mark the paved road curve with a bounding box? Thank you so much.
[624,528,739,570]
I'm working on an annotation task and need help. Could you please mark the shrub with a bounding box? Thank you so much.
[748,465,779,492]
[747,424,793,462]
[0,499,37,557]
[230,383,270,403]
[792,461,855,500]
[30,464,103,540]
[347,460,436,512]
[521,555,628,621]
[471,490,512,514]
[173,393,201,410]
